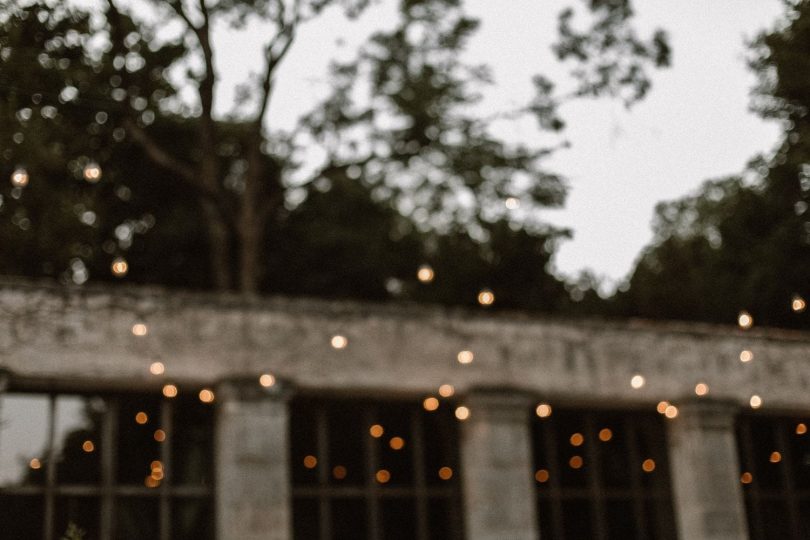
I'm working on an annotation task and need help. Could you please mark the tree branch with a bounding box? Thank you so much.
[255,0,301,127]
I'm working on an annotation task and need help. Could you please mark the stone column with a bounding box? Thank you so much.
[460,387,538,540]
[215,377,292,540]
[667,399,748,540]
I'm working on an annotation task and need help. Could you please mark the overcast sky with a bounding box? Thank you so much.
[211,0,785,288]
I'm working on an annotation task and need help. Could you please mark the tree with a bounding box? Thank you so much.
[615,0,810,328]
[0,0,669,295]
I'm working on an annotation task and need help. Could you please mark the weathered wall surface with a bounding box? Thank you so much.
[1,279,809,410]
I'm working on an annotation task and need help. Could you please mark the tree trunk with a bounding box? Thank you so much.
[200,200,232,290]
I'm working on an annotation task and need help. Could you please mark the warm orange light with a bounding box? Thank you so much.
[535,403,552,418]
[630,374,645,389]
[740,350,754,363]
[111,257,128,277]
[199,388,215,403]
[370,424,384,438]
[132,323,148,336]
[83,162,102,182]
[534,469,549,483]
[770,451,782,463]
[738,311,753,329]
[259,373,276,387]
[389,437,405,451]
[135,412,148,425]
[457,350,474,364]
[10,168,29,188]
[569,455,583,469]
[598,428,613,442]
[642,459,656,473]
[792,295,806,313]
[477,289,495,306]
[797,423,807,435]
[417,265,435,283]
[303,455,318,469]
[695,382,709,396]
[438,466,453,481]
[664,405,679,419]
[375,469,391,484]
[656,401,669,414]
[569,433,584,447]
[455,406,470,421]
[151,469,164,481]
[438,384,455,398]
[162,384,178,398]
[154,429,166,442]
[750,395,762,409]
[741,472,753,484]
[330,335,348,349]
[82,440,95,453]
[149,362,165,376]
[150,460,163,471]
[423,397,439,411]
[145,476,160,488]
[333,466,347,480]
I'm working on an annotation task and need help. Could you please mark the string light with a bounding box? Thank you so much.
[536,403,552,418]
[750,395,762,409]
[369,424,384,438]
[131,323,148,336]
[792,295,806,313]
[797,423,807,435]
[455,406,470,421]
[135,412,148,424]
[417,265,435,283]
[439,467,454,481]
[534,469,549,483]
[505,197,520,210]
[569,455,583,469]
[29,458,41,470]
[738,311,753,329]
[438,384,455,397]
[332,466,347,480]
[695,382,709,396]
[303,455,317,469]
[598,428,613,442]
[457,350,474,364]
[642,459,656,473]
[656,401,669,414]
[375,469,391,484]
[740,350,753,363]
[664,405,679,419]
[199,388,215,403]
[153,429,166,442]
[149,362,165,376]
[569,433,584,447]
[10,167,29,187]
[259,373,276,387]
[769,451,782,463]
[389,437,405,450]
[111,257,128,277]
[330,335,348,349]
[423,397,439,411]
[83,162,102,182]
[477,289,495,306]
[162,384,178,398]
[82,440,94,453]
[740,472,753,484]
[630,374,645,389]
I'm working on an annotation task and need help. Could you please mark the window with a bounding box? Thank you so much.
[531,407,676,540]
[290,397,463,540]
[736,413,810,539]
[0,391,214,540]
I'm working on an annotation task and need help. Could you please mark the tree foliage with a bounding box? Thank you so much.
[0,0,668,311]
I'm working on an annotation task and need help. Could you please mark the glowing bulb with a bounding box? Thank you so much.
[111,257,128,277]
[375,469,391,484]
[132,323,148,336]
[455,406,470,421]
[738,311,753,329]
[438,384,455,398]
[695,382,709,396]
[369,424,384,438]
[332,466,347,479]
[29,458,41,470]
[630,374,645,389]
[656,401,669,414]
[331,335,348,349]
[259,373,276,387]
[303,455,317,469]
[750,395,762,409]
[439,466,454,481]
[534,469,549,483]
[162,384,178,398]
[740,350,753,363]
[417,265,435,283]
[769,451,782,463]
[505,197,520,210]
[423,397,439,411]
[797,423,807,435]
[82,440,94,453]
[83,162,102,182]
[792,295,806,313]
[569,455,583,469]
[149,362,165,376]
[598,428,613,442]
[457,350,474,364]
[664,405,678,419]
[389,437,405,450]
[10,167,29,187]
[199,388,215,403]
[642,459,656,473]
[135,412,148,424]
[153,429,166,442]
[569,433,584,447]
[740,472,753,484]
[477,289,495,306]
[535,403,552,418]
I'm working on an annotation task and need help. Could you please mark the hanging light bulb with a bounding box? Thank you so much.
[111,257,128,277]
[477,289,495,306]
[83,162,102,183]
[417,264,435,283]
[792,295,806,313]
[10,167,29,188]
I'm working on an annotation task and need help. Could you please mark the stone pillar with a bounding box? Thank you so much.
[215,377,292,540]
[460,387,538,540]
[667,399,748,540]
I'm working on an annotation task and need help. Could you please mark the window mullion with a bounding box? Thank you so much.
[160,399,173,540]
[316,406,331,540]
[584,415,607,540]
[43,395,57,540]
[775,420,801,539]
[623,417,647,540]
[364,408,381,540]
[410,408,429,540]
[99,398,117,540]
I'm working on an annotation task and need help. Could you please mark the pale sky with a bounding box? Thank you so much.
[212,1,785,288]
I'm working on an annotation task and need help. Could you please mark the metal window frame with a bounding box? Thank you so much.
[532,407,675,540]
[291,398,463,540]
[0,391,213,540]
